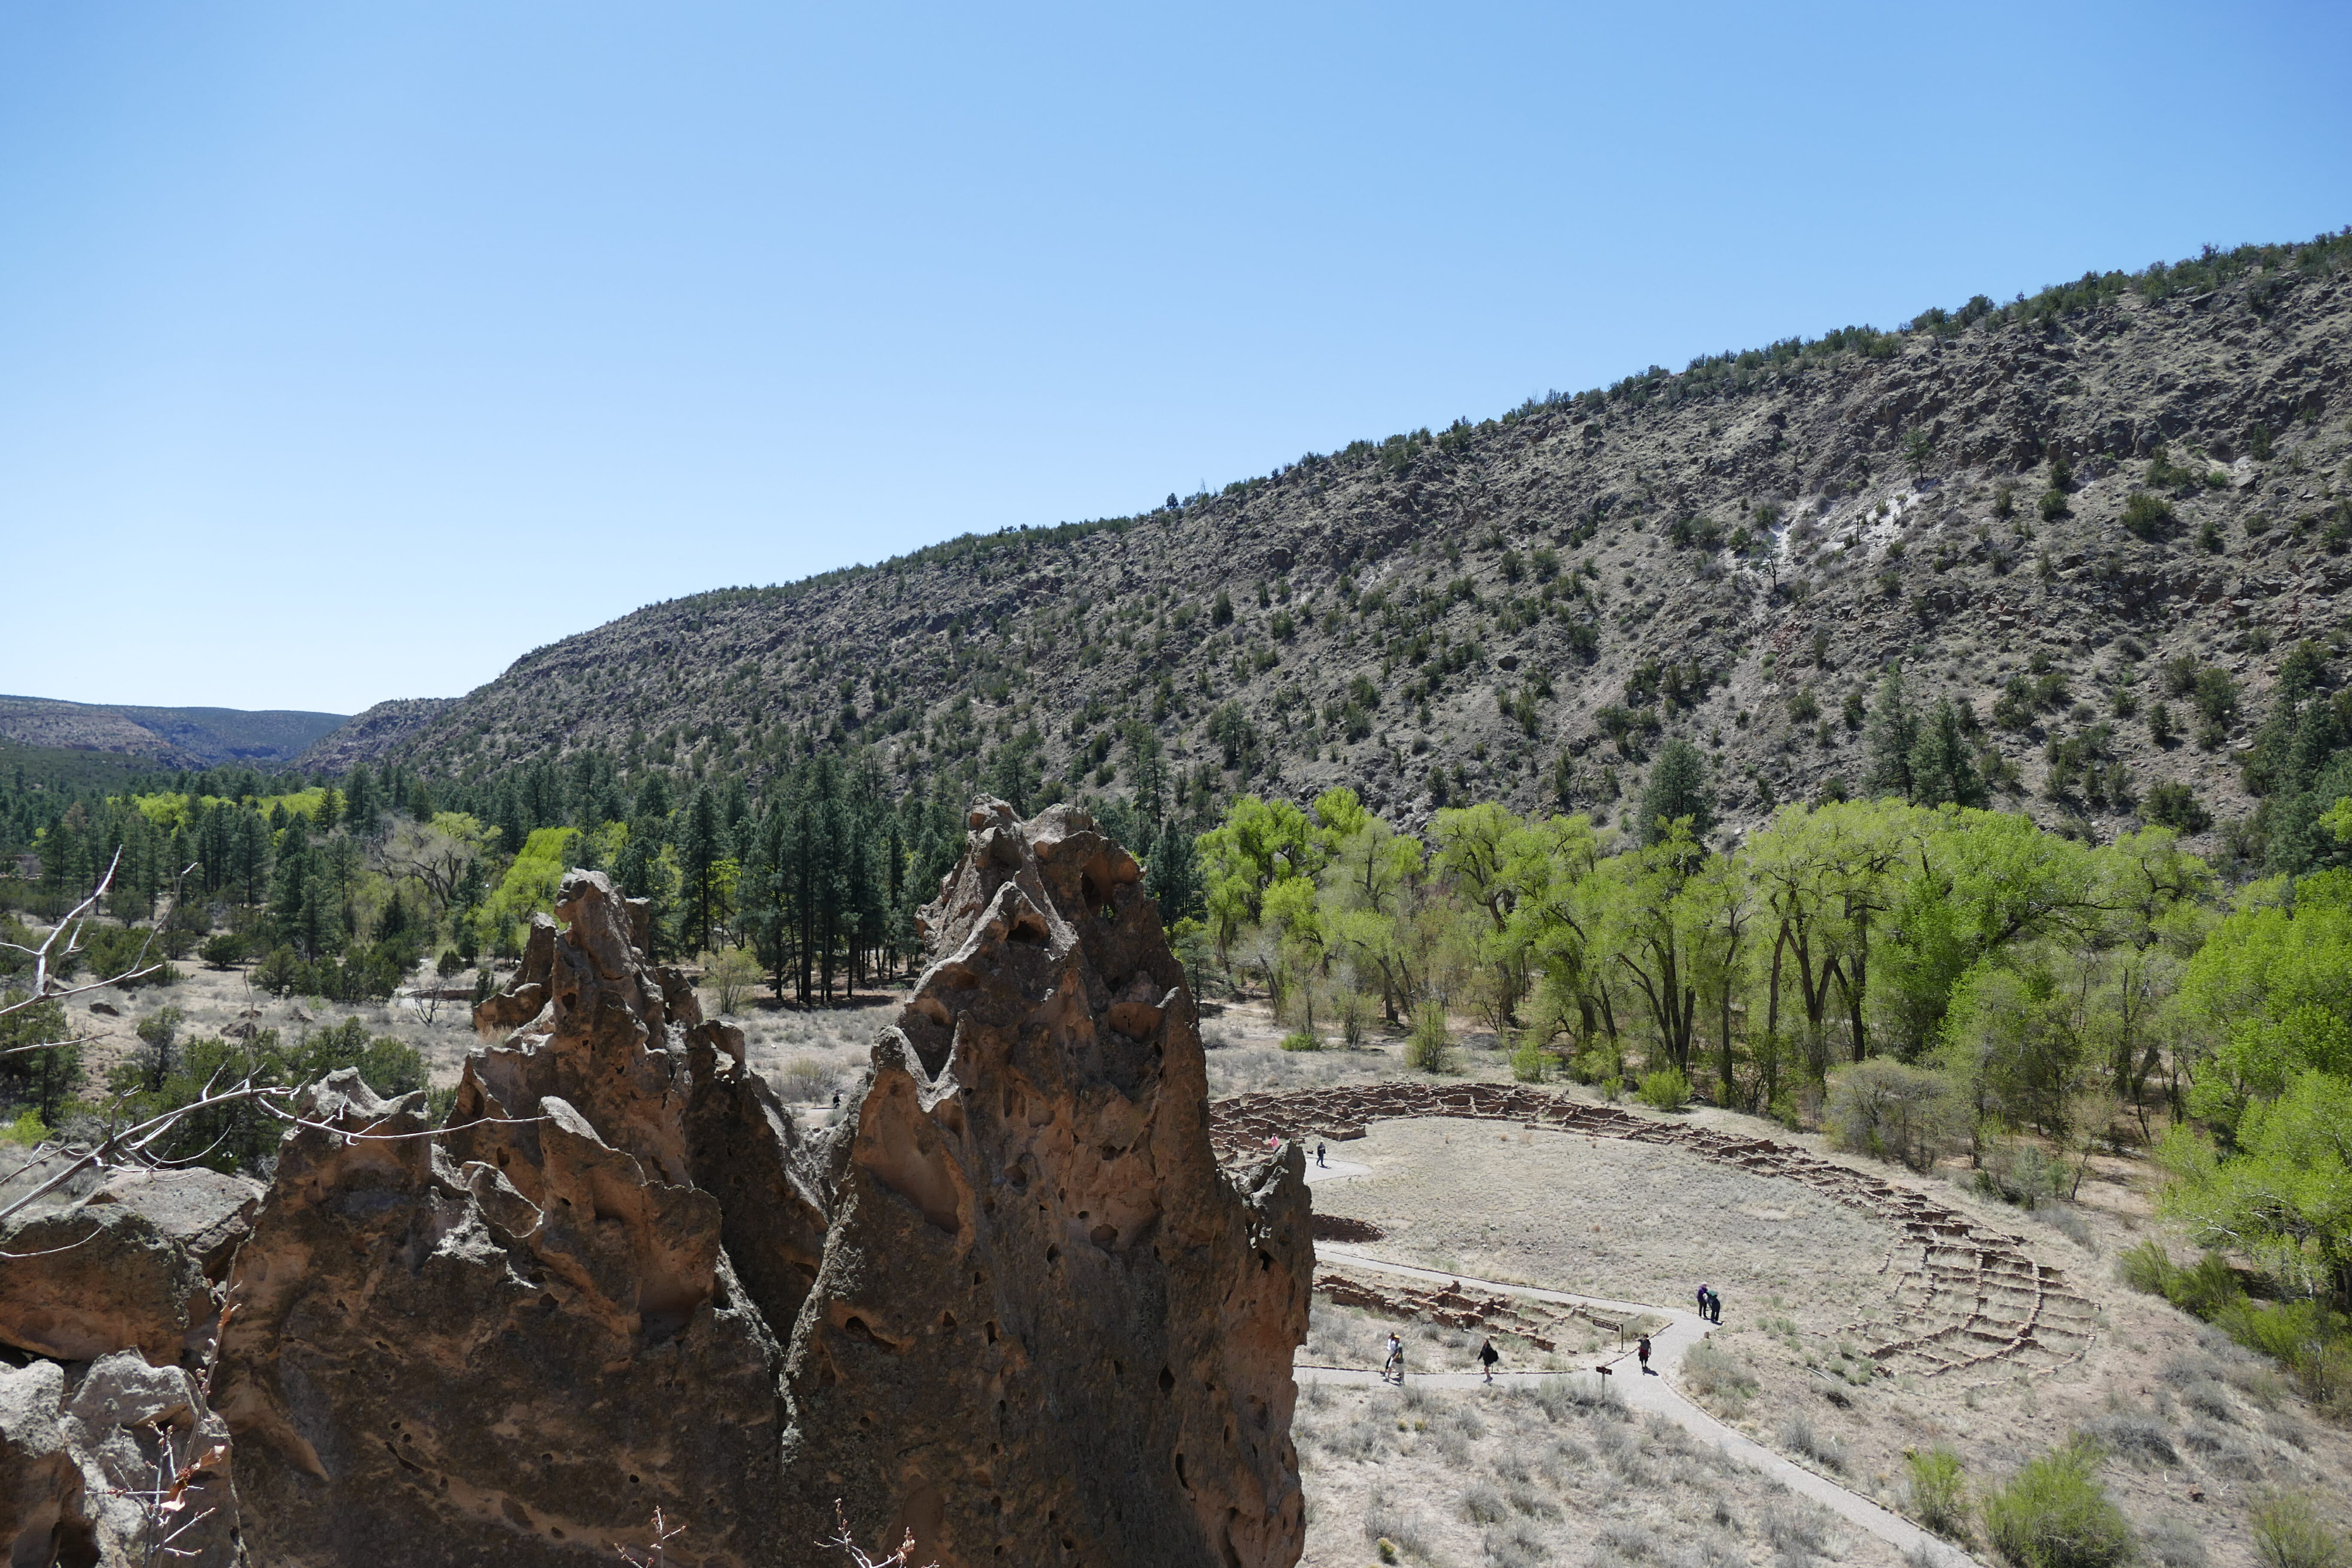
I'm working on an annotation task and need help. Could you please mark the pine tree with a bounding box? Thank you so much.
[677,787,723,956]
[1908,698,1988,808]
[1864,665,1920,801]
[230,808,273,908]
[1145,823,1204,925]
[1636,739,1715,847]
[346,766,381,836]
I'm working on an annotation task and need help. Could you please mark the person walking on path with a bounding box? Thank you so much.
[1709,1288,1722,1324]
[1637,1335,1654,1374]
[1697,1284,1709,1319]
[1383,1332,1404,1384]
[1316,1142,1326,1168]
[1478,1338,1500,1382]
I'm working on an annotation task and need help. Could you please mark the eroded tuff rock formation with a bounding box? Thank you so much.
[781,799,1312,1567]
[0,1351,240,1567]
[214,873,785,1567]
[211,801,1311,1568]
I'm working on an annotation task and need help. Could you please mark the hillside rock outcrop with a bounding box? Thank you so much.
[780,799,1312,1568]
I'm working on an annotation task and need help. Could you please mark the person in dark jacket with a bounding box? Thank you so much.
[1637,1335,1654,1374]
[1479,1338,1500,1382]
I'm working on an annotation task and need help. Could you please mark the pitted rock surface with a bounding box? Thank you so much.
[0,1351,240,1568]
[0,1197,213,1367]
[778,799,1312,1568]
[214,871,787,1568]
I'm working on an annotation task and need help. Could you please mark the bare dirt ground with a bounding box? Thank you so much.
[1286,1093,2352,1568]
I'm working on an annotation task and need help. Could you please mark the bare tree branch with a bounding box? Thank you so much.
[0,1076,293,1228]
[0,849,179,1019]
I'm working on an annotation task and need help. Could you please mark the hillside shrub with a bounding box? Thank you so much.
[1906,1445,1970,1538]
[1979,1439,2134,1568]
[1280,1030,1323,1053]
[1636,1066,1690,1110]
[1826,1058,1966,1172]
[2250,1491,2348,1568]
[2143,782,2210,833]
[2116,1243,2352,1416]
[1779,1412,1849,1473]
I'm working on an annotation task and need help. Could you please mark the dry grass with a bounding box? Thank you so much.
[1293,1302,1883,1568]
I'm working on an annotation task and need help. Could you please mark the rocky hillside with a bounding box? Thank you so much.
[289,695,453,773]
[307,234,2352,851]
[0,695,346,768]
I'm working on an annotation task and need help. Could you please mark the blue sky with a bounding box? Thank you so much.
[3,3,2346,715]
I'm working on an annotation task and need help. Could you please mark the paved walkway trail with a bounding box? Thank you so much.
[1297,1165,1977,1568]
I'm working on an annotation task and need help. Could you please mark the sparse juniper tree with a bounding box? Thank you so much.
[1902,426,1934,475]
[1637,739,1715,848]
[1864,666,1920,801]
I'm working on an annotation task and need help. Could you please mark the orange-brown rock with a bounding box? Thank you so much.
[214,872,785,1568]
[779,800,1313,1568]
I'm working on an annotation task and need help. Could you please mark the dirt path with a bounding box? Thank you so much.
[1298,1160,1978,1568]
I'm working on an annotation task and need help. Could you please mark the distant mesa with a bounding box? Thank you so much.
[0,695,349,769]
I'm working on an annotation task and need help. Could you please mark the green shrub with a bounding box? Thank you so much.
[2250,1491,2348,1568]
[2121,492,2174,540]
[1681,1340,1758,1415]
[1405,1003,1455,1073]
[2119,1243,2352,1412]
[3,1108,44,1146]
[1975,1139,2063,1209]
[1907,1445,1970,1539]
[1510,1033,1547,1084]
[1636,1066,1690,1110]
[1280,1030,1323,1053]
[2142,781,2209,833]
[1980,1439,2134,1568]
